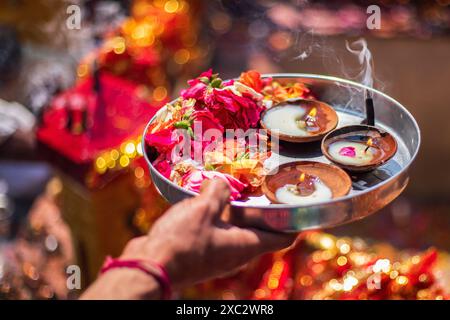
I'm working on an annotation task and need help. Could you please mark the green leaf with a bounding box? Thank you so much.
[187,127,194,138]
[174,121,191,130]
[199,76,210,84]
[210,78,222,88]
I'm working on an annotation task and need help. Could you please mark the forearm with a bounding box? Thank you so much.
[80,268,161,300]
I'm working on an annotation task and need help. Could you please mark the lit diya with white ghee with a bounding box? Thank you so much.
[262,161,352,205]
[260,99,338,143]
[321,125,397,172]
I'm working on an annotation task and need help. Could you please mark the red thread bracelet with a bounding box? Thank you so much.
[100,256,172,299]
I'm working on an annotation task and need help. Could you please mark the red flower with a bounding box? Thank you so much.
[154,159,171,179]
[145,127,177,153]
[191,109,224,134]
[205,88,264,130]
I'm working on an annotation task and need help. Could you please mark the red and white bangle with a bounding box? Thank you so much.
[100,256,172,300]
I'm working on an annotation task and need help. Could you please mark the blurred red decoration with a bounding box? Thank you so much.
[37,72,160,164]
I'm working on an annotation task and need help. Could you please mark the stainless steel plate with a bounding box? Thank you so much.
[142,74,420,232]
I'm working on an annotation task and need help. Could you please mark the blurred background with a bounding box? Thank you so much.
[0,0,449,299]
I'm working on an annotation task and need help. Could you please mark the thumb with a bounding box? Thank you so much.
[199,178,230,219]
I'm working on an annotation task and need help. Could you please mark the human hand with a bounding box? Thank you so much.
[121,179,297,290]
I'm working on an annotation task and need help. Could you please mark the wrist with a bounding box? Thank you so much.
[121,238,178,289]
[101,255,172,299]
[81,267,161,300]
[104,267,162,299]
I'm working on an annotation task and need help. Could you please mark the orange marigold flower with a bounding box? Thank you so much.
[264,81,312,103]
[285,82,310,98]
[239,70,264,93]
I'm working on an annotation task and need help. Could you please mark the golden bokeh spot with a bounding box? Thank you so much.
[110,149,120,160]
[254,289,266,299]
[132,23,151,40]
[299,275,313,287]
[272,261,284,275]
[396,276,408,285]
[319,235,335,250]
[135,167,145,179]
[107,159,116,169]
[419,274,428,282]
[268,277,279,290]
[389,270,399,279]
[311,263,324,274]
[120,155,130,167]
[113,37,126,54]
[77,64,88,78]
[164,0,179,13]
[136,33,155,47]
[178,1,189,14]
[96,157,106,170]
[329,279,342,291]
[174,48,190,65]
[339,243,351,254]
[321,250,335,261]
[268,31,292,51]
[153,86,168,101]
[411,255,420,264]
[222,290,235,300]
[337,256,348,266]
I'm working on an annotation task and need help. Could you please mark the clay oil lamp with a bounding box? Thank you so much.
[260,99,338,143]
[262,161,352,205]
[321,125,397,172]
[321,91,397,172]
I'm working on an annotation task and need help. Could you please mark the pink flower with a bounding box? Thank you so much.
[180,82,207,101]
[145,127,177,153]
[181,170,247,200]
[197,69,213,79]
[222,79,234,87]
[205,89,264,130]
[339,146,356,157]
[180,69,213,102]
[154,159,171,179]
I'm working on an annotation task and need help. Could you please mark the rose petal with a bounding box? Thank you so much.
[181,170,246,200]
[339,146,356,157]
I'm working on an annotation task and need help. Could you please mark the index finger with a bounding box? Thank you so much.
[215,225,298,256]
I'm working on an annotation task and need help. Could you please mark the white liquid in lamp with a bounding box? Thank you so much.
[328,140,374,166]
[263,105,309,136]
[275,179,333,205]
